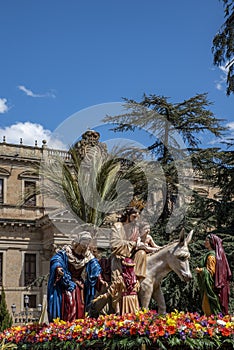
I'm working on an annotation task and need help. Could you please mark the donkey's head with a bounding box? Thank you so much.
[167,229,193,282]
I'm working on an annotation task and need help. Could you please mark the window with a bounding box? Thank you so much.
[24,181,36,206]
[0,253,2,286]
[0,179,3,204]
[24,254,36,286]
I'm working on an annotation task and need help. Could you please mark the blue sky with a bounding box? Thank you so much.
[0,0,233,149]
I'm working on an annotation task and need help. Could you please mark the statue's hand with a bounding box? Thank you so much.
[57,267,64,276]
[136,241,146,249]
[100,280,108,288]
[194,267,202,273]
[74,280,84,289]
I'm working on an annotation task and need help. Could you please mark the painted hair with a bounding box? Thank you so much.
[206,234,215,249]
[119,206,140,222]
[71,231,92,246]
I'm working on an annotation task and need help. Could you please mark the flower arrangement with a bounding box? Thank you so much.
[0,310,233,349]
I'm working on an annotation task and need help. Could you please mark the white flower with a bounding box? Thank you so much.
[124,319,132,324]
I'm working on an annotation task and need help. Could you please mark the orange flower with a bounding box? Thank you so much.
[207,327,214,336]
[158,325,165,336]
[221,328,231,337]
[105,320,112,327]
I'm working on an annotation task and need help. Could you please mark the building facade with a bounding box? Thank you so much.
[0,138,86,321]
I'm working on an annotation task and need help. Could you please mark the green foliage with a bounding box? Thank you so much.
[104,93,226,148]
[77,336,152,350]
[212,0,234,95]
[39,143,149,230]
[0,286,12,332]
[155,339,168,350]
[7,339,234,350]
[0,339,17,349]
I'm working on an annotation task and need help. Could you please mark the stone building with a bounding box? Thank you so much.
[0,132,111,322]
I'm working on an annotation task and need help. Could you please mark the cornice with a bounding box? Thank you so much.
[0,154,41,163]
[0,218,36,227]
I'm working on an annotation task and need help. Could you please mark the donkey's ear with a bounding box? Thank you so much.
[179,228,185,245]
[186,229,194,245]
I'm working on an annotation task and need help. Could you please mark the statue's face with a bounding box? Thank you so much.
[141,224,150,236]
[74,241,90,255]
[204,237,212,250]
[129,212,140,223]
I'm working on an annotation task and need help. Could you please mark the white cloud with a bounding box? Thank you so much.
[0,122,66,149]
[18,85,56,98]
[226,121,234,140]
[227,121,234,130]
[0,98,9,114]
[215,61,234,92]
[215,67,227,91]
[215,82,223,91]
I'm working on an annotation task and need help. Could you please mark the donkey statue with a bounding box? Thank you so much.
[139,229,194,313]
[92,229,193,316]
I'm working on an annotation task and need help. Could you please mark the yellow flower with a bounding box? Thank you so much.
[53,318,67,325]
[166,318,176,327]
[194,323,202,331]
[225,322,233,328]
[171,309,179,316]
[141,308,149,314]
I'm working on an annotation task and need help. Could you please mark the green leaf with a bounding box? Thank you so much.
[168,336,182,347]
[156,339,167,350]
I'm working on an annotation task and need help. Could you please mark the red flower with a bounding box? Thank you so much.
[130,326,137,335]
[167,326,176,335]
[221,328,231,337]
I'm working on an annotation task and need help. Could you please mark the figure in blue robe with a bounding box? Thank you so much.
[47,249,76,322]
[47,246,103,322]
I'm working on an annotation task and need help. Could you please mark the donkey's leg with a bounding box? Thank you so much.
[152,284,166,314]
[138,277,153,309]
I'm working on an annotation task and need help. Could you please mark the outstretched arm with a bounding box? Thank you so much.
[92,276,123,304]
[147,234,160,248]
[144,245,160,253]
